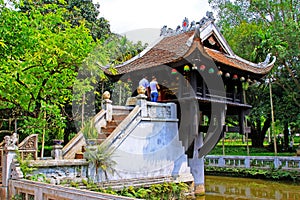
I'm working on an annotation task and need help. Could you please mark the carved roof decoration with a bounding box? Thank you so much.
[111,12,276,79]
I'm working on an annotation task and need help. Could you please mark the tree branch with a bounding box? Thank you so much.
[275,81,300,108]
[284,61,300,91]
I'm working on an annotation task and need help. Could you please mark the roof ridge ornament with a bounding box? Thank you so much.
[257,53,276,68]
[160,18,196,37]
[160,12,215,37]
[199,11,215,27]
[182,17,189,32]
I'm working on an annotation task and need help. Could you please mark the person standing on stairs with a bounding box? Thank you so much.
[139,75,150,98]
[149,76,160,102]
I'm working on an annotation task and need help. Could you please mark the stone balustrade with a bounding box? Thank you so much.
[8,179,138,200]
[205,155,300,170]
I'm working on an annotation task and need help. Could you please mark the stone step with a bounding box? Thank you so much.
[99,113,129,140]
[105,120,118,127]
[112,114,128,124]
[84,106,133,147]
[98,134,107,140]
[101,121,118,134]
[101,127,116,135]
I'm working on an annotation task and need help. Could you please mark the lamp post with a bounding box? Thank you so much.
[269,77,277,155]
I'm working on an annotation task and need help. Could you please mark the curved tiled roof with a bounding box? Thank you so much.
[113,22,275,77]
[205,48,275,75]
[115,31,194,74]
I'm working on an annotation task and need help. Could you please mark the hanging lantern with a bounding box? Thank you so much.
[184,65,190,71]
[171,68,178,75]
[192,64,197,70]
[199,65,206,71]
[242,82,249,90]
[208,68,215,74]
[247,78,252,83]
[240,76,245,82]
[225,72,230,78]
[233,74,238,80]
[217,70,223,76]
[127,77,132,82]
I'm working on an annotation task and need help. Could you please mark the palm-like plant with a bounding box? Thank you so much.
[84,144,116,181]
[81,118,98,142]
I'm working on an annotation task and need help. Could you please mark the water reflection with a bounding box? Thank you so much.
[200,176,300,200]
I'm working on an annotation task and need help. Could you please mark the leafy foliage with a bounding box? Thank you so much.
[28,173,50,183]
[84,144,116,181]
[81,118,98,140]
[11,194,23,200]
[0,0,147,144]
[67,179,190,200]
[0,1,96,141]
[209,0,300,147]
[16,151,37,178]
[19,0,111,41]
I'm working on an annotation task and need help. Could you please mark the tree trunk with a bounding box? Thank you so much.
[251,128,264,147]
[250,117,271,148]
[283,122,289,150]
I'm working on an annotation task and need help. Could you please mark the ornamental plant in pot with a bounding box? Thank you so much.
[53,128,64,145]
[81,118,98,146]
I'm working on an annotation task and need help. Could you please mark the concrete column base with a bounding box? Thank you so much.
[51,144,63,160]
[194,184,205,196]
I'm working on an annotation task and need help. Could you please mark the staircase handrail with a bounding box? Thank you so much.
[100,105,141,152]
[62,109,107,158]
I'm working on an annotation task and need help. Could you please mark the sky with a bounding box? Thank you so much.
[95,0,212,44]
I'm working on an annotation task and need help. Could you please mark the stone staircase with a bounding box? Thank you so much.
[98,106,133,144]
[63,106,134,159]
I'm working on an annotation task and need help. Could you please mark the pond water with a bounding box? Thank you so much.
[197,176,300,200]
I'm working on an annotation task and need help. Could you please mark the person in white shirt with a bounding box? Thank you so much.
[149,76,160,102]
[139,76,149,97]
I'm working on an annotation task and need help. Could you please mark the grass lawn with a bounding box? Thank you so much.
[209,139,298,156]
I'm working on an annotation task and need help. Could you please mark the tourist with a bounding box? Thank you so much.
[139,76,149,97]
[149,76,160,102]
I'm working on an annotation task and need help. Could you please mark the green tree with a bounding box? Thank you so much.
[0,1,95,142]
[0,0,147,145]
[19,0,111,41]
[209,0,300,148]
[72,34,147,125]
[104,34,147,65]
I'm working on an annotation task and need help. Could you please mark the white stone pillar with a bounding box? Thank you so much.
[102,91,113,122]
[2,134,19,187]
[189,132,205,196]
[136,94,148,117]
[1,134,19,200]
[103,99,113,122]
[2,147,17,187]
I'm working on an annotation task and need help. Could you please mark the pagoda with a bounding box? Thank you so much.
[104,12,276,194]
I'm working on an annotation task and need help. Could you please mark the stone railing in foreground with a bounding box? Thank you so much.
[8,179,138,200]
[205,155,300,170]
